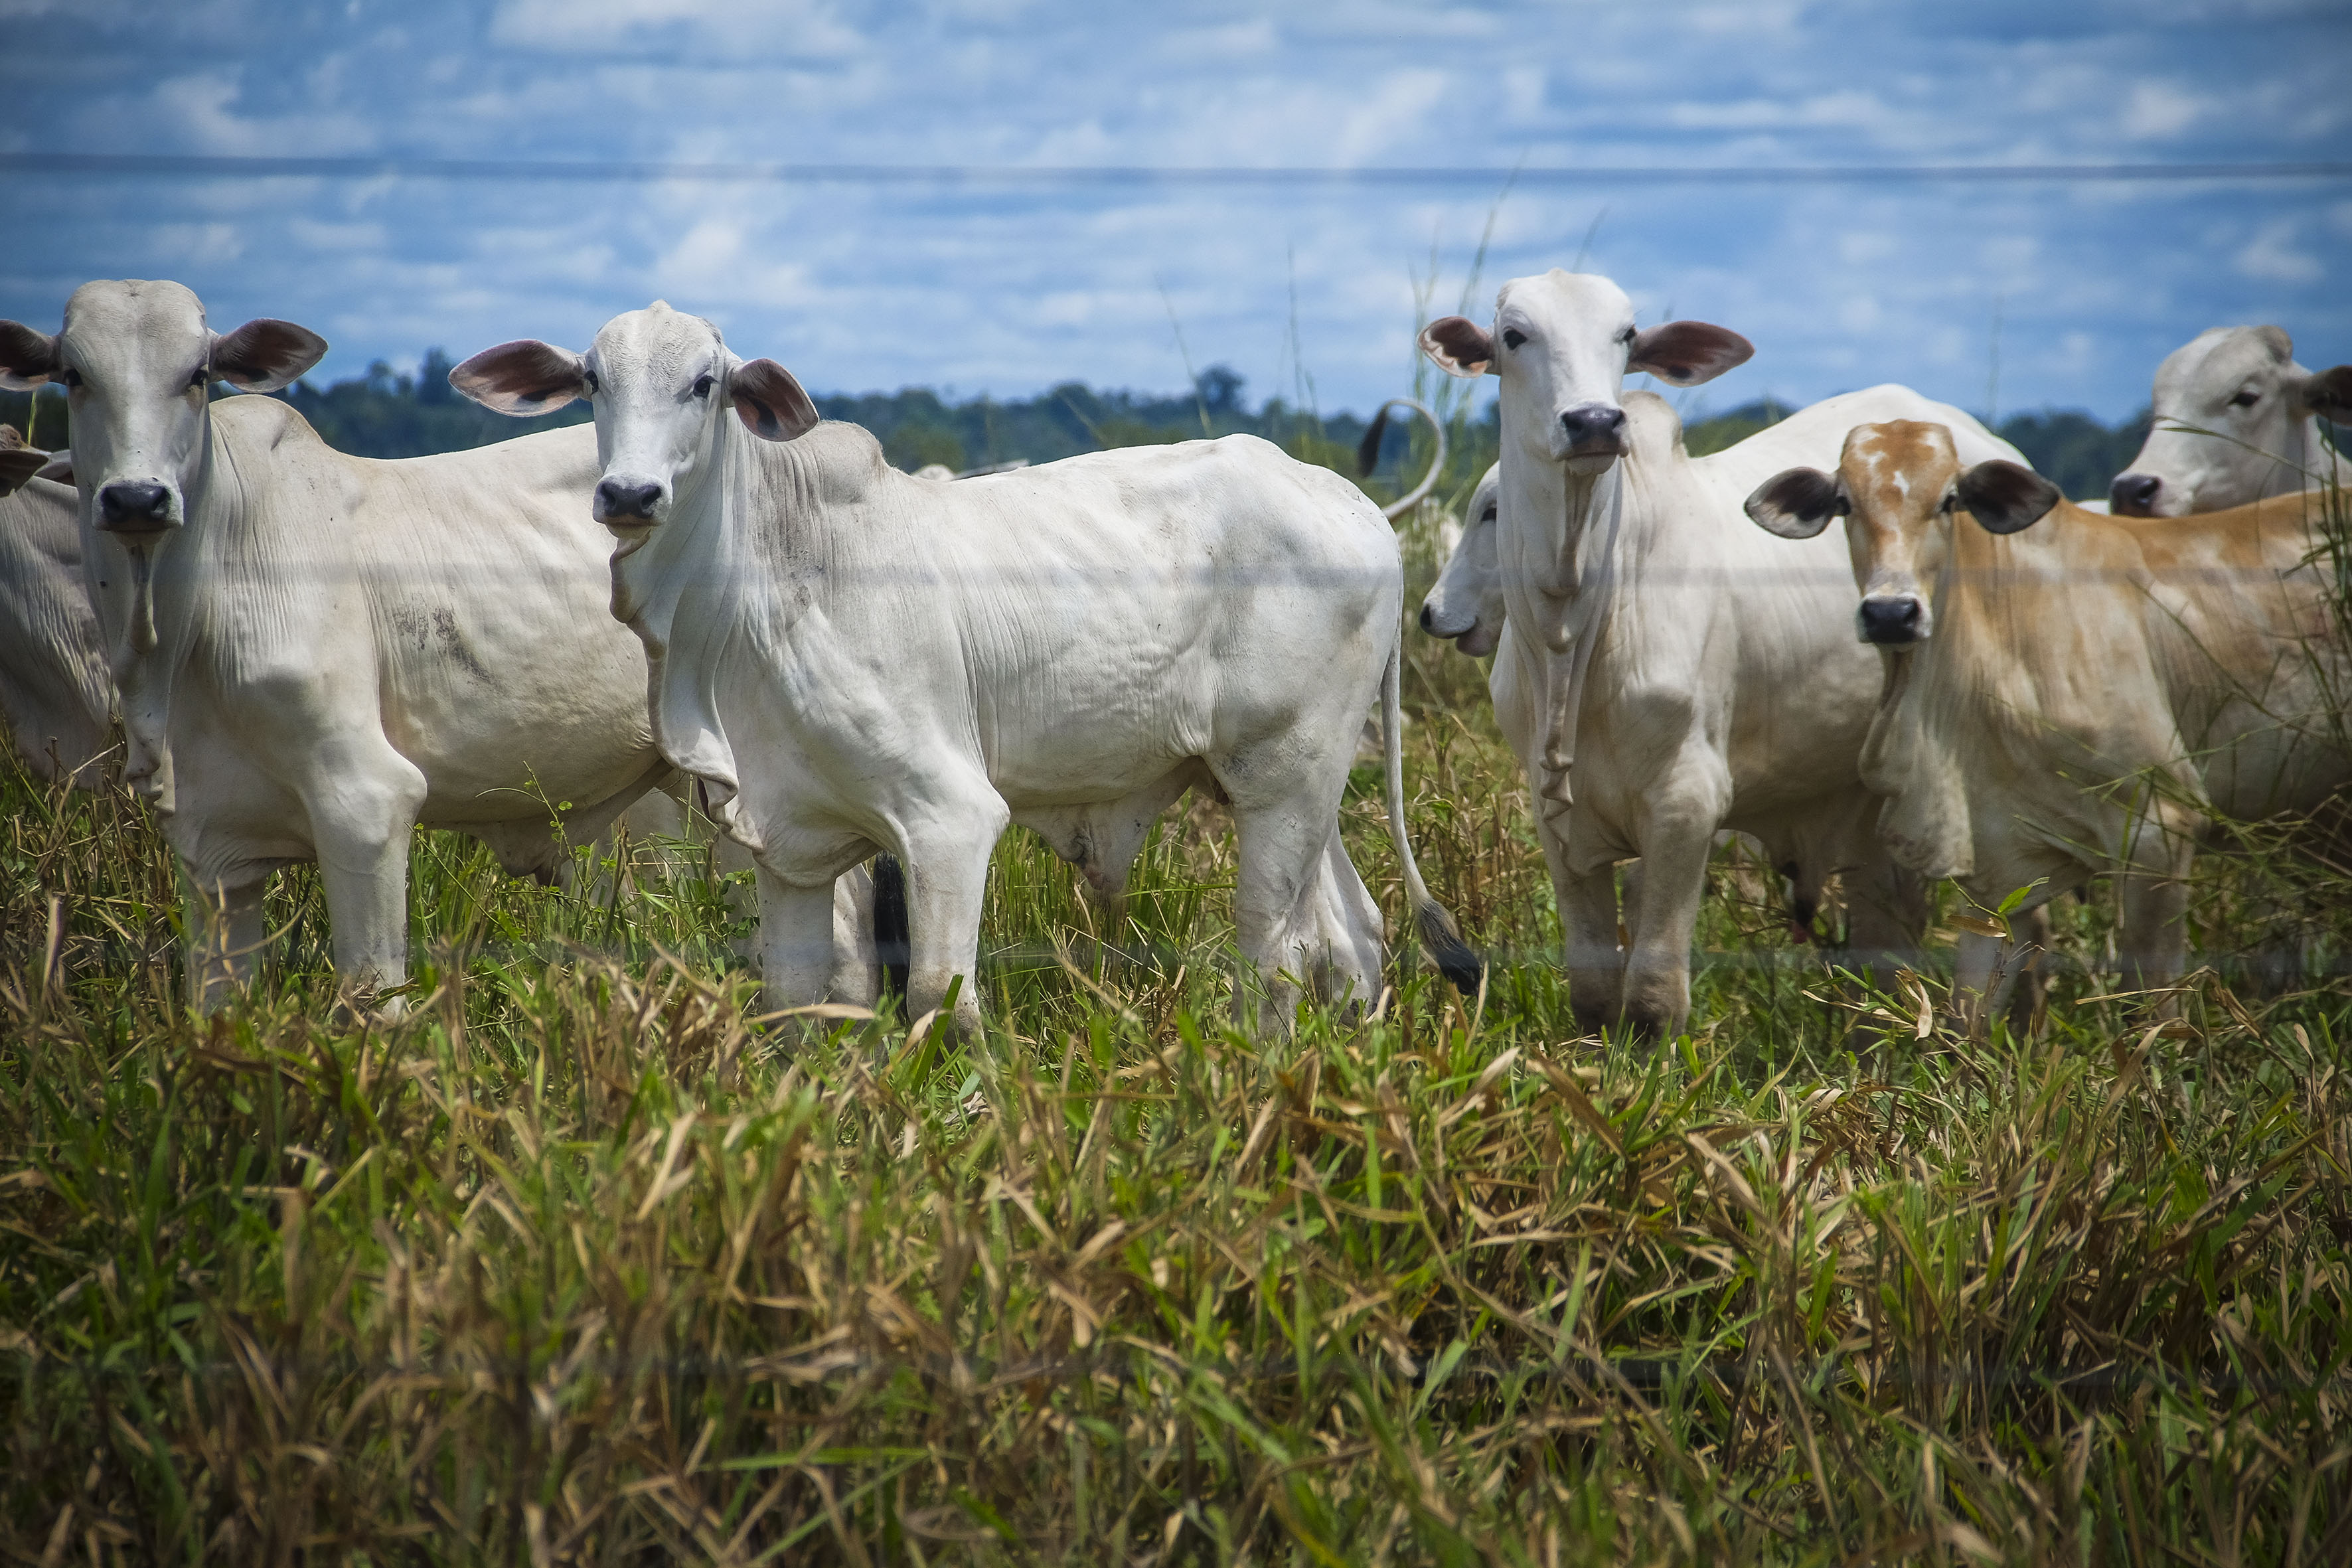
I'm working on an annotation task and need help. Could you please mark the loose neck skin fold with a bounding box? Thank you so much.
[1500,447,1630,811]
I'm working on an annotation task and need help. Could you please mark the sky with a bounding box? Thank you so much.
[1,0,2345,424]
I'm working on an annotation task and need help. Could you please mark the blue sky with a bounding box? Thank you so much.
[1,0,2344,423]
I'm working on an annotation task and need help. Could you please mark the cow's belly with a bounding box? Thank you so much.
[375,599,659,822]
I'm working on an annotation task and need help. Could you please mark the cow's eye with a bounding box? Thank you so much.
[61,367,82,389]
[582,370,599,396]
[2229,389,2260,408]
[1480,505,1498,522]
[1619,326,1638,345]
[692,374,714,399]
[189,368,209,390]
[1502,329,1526,351]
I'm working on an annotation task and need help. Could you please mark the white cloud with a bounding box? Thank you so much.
[2120,80,2211,140]
[2233,219,2322,285]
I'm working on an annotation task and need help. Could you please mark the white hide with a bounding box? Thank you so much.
[0,471,114,786]
[457,302,1475,1032]
[1418,464,1502,657]
[1424,270,2021,1034]
[0,279,875,1013]
[2110,326,2350,516]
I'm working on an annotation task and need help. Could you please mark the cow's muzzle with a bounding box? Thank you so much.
[2108,471,2163,517]
[1553,403,1628,471]
[594,477,666,524]
[96,480,179,533]
[1857,595,1927,646]
[1419,601,1471,638]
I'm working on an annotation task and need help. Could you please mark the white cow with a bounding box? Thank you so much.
[1419,271,2023,1036]
[0,280,878,1013]
[451,303,1478,1032]
[0,435,114,786]
[1417,464,1502,657]
[2110,326,2350,516]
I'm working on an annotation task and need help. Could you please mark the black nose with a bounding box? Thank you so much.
[96,481,171,530]
[1559,405,1627,447]
[1418,603,1436,632]
[2109,473,2161,516]
[1858,597,1923,644]
[596,478,663,519]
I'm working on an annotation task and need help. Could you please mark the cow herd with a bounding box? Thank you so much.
[0,271,2346,1038]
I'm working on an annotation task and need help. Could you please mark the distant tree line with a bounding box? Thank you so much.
[1,356,2155,505]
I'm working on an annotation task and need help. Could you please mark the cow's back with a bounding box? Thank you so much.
[718,426,1398,809]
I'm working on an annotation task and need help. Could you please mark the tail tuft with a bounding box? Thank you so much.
[1417,900,1484,995]
[872,853,911,1018]
[1357,404,1392,476]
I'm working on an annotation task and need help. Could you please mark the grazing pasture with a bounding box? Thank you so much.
[4,449,2351,1561]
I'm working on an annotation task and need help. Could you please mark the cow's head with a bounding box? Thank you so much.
[1747,420,2060,647]
[2110,325,2351,516]
[451,301,818,534]
[1418,465,1503,655]
[0,280,324,533]
[1419,271,1751,475]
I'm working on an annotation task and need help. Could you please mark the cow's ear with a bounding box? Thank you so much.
[1955,460,2061,535]
[1419,317,1496,378]
[1744,466,1845,538]
[34,451,73,487]
[1628,320,1753,386]
[449,340,590,416]
[0,445,45,497]
[0,321,60,391]
[211,319,328,393]
[732,358,819,442]
[2252,325,2295,364]
[2288,364,2352,426]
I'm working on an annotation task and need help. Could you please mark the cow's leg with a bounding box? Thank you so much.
[305,745,430,1018]
[1294,826,1385,1018]
[2117,870,2191,1015]
[185,873,268,1013]
[1560,868,1624,1034]
[828,864,882,1007]
[1842,853,1928,1000]
[1231,799,1350,1032]
[756,866,844,1010]
[897,801,1009,1036]
[1617,811,1716,1038]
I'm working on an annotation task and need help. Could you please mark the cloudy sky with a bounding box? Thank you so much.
[2,0,2343,423]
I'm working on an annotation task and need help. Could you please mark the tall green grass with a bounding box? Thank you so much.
[4,530,2351,1563]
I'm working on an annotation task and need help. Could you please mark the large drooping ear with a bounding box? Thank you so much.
[449,339,591,416]
[2288,364,2352,425]
[0,321,60,390]
[1419,317,1497,378]
[731,358,820,442]
[1954,459,2062,536]
[1628,320,1753,386]
[34,451,73,487]
[1744,466,1845,538]
[210,318,329,392]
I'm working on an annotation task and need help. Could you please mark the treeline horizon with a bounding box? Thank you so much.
[2,354,2152,503]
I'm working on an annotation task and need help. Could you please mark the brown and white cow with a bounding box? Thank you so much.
[1749,420,2350,1017]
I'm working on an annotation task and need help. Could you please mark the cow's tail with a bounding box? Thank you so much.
[1380,647,1482,994]
[872,853,911,1014]
[1358,398,1449,522]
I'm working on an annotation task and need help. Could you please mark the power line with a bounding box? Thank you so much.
[2,152,2347,187]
